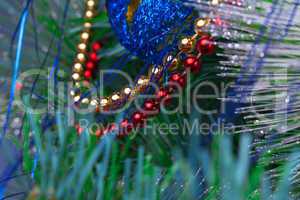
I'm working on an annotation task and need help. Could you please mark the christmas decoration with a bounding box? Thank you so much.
[70,0,217,138]
[106,0,192,62]
[0,0,300,200]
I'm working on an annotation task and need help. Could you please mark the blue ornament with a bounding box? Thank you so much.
[106,0,192,64]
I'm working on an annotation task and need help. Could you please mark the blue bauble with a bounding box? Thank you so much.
[106,0,192,64]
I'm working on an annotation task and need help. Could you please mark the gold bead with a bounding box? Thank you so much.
[77,53,85,62]
[100,98,109,107]
[164,55,174,63]
[90,99,99,106]
[196,19,206,27]
[124,87,132,95]
[70,90,76,96]
[72,73,80,81]
[84,22,92,28]
[195,18,210,34]
[81,98,90,104]
[211,0,220,6]
[151,66,161,75]
[179,38,193,52]
[129,88,139,98]
[74,63,83,72]
[111,94,120,101]
[85,10,93,18]
[81,32,89,40]
[87,0,95,8]
[74,82,81,88]
[78,43,87,51]
[137,76,149,85]
[74,96,81,102]
[164,55,178,69]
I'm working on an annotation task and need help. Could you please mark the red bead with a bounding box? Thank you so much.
[108,123,117,132]
[143,99,159,116]
[178,77,186,87]
[95,129,103,137]
[169,73,186,87]
[92,42,102,51]
[179,73,187,87]
[86,61,95,70]
[101,128,110,136]
[84,70,92,79]
[75,124,83,135]
[170,73,181,82]
[196,35,215,55]
[183,56,201,73]
[156,88,172,105]
[157,88,168,99]
[145,100,154,109]
[89,52,98,61]
[119,119,133,135]
[121,119,130,128]
[131,112,145,126]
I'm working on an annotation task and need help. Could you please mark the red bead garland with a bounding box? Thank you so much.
[83,41,102,81]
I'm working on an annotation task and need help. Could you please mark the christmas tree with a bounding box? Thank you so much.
[1,0,300,199]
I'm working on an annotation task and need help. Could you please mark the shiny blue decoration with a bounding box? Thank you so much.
[106,0,192,64]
